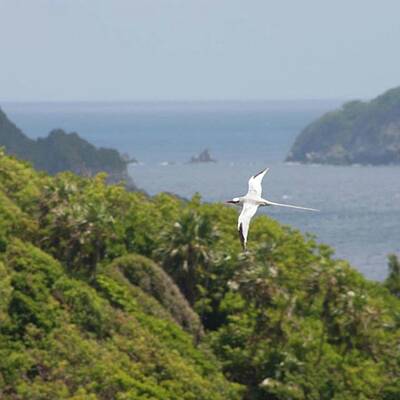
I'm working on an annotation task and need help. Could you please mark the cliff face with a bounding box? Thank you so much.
[286,87,400,165]
[0,107,136,188]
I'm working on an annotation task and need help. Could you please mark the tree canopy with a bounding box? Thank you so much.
[0,149,399,399]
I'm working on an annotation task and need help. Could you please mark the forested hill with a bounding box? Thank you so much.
[0,151,399,399]
[0,107,135,188]
[287,87,400,165]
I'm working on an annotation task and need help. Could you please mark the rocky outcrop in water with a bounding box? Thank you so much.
[188,149,216,163]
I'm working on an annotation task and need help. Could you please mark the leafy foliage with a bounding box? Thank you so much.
[0,153,241,400]
[155,201,218,306]
[0,152,399,399]
[105,254,203,339]
[385,254,400,298]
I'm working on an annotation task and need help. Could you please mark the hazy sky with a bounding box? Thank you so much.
[1,0,400,101]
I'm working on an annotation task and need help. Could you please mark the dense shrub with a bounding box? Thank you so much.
[107,254,203,338]
[0,152,399,399]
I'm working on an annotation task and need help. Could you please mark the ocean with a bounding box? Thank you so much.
[3,101,399,281]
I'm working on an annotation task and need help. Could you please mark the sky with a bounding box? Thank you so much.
[1,0,400,102]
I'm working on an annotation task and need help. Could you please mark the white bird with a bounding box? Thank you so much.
[226,168,319,250]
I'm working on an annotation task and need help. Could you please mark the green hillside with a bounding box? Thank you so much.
[0,108,135,188]
[287,87,400,165]
[0,150,399,399]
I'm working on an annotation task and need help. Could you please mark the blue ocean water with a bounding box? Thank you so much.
[3,101,400,281]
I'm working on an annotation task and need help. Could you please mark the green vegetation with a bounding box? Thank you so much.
[0,107,135,188]
[0,149,399,399]
[287,87,400,165]
[385,254,400,298]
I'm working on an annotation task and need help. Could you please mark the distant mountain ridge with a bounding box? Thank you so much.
[286,87,400,165]
[0,107,136,188]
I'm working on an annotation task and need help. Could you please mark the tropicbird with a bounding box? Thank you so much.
[226,168,319,250]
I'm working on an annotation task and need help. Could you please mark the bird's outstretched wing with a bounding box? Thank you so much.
[238,203,259,250]
[264,200,319,212]
[247,168,269,197]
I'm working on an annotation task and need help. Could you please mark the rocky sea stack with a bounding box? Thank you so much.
[188,149,216,163]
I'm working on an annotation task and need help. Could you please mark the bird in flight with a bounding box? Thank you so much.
[226,168,318,250]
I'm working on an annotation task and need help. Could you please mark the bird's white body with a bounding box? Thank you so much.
[227,168,318,250]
